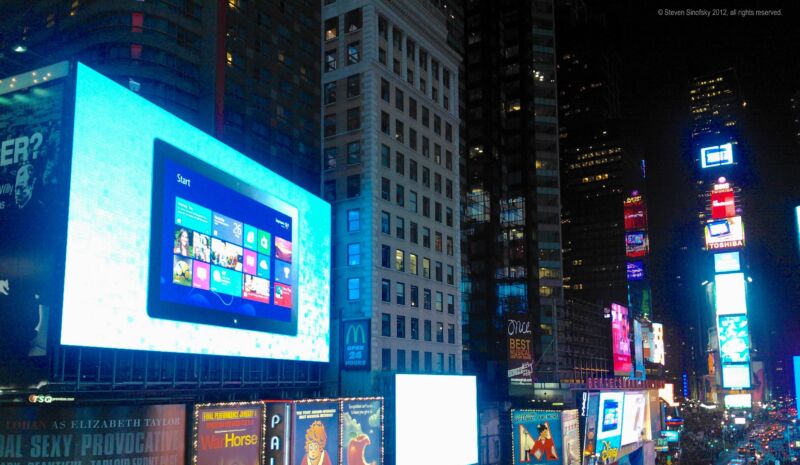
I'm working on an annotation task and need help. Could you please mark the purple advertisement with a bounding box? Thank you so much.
[194,403,264,465]
[341,399,383,465]
[293,401,340,465]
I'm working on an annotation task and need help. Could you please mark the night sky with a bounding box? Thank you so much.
[595,3,800,383]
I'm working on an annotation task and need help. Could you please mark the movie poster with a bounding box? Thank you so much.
[560,410,580,465]
[0,404,185,465]
[293,401,340,465]
[341,399,382,465]
[512,410,563,465]
[194,403,263,465]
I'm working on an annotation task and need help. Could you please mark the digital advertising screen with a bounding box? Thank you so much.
[561,410,581,465]
[633,320,645,380]
[341,399,383,465]
[714,252,741,273]
[512,410,563,465]
[623,197,647,230]
[626,262,645,281]
[596,392,624,463]
[711,188,736,219]
[724,394,752,409]
[704,216,745,250]
[650,323,665,365]
[620,392,646,446]
[700,143,734,168]
[660,430,680,443]
[395,374,478,465]
[795,356,800,416]
[293,401,341,465]
[717,315,750,364]
[722,364,752,389]
[611,304,632,376]
[625,231,650,258]
[580,393,599,460]
[342,319,370,370]
[714,273,748,315]
[507,315,534,386]
[60,64,331,361]
[194,403,264,465]
[734,417,747,425]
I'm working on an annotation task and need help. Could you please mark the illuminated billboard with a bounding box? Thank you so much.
[714,273,748,315]
[633,320,645,380]
[620,392,646,446]
[195,403,264,465]
[711,188,736,219]
[625,231,650,258]
[795,356,800,417]
[660,431,680,443]
[700,143,733,168]
[722,364,751,389]
[717,315,750,364]
[704,216,745,250]
[511,410,563,464]
[341,399,383,465]
[395,375,478,465]
[650,323,665,365]
[507,316,534,386]
[611,304,632,376]
[714,252,741,273]
[623,197,647,230]
[724,394,752,409]
[627,261,645,281]
[293,401,340,465]
[561,410,581,465]
[596,392,624,463]
[59,64,331,361]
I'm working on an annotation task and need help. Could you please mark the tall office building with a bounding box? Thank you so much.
[0,0,320,193]
[321,0,462,395]
[0,0,323,395]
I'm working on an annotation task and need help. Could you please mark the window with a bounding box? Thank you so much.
[422,106,430,127]
[446,236,454,256]
[347,141,361,164]
[432,60,439,79]
[324,181,335,201]
[324,17,338,41]
[434,173,442,193]
[378,15,388,39]
[409,253,418,275]
[445,123,453,142]
[424,288,432,310]
[381,112,390,134]
[423,197,430,218]
[382,349,391,371]
[447,294,455,314]
[381,279,391,302]
[344,8,362,32]
[411,318,419,339]
[446,179,453,199]
[409,191,418,213]
[396,282,406,305]
[423,167,430,187]
[381,144,390,167]
[395,120,404,142]
[419,49,428,69]
[378,47,386,64]
[346,174,360,198]
[434,144,442,165]
[412,351,419,371]
[395,88,404,111]
[420,77,426,95]
[324,114,336,137]
[435,231,442,252]
[435,262,443,282]
[424,352,432,372]
[410,285,419,307]
[424,320,432,341]
[410,221,418,243]
[381,244,390,267]
[381,79,390,102]
[435,292,443,312]
[347,277,360,300]
[397,349,406,371]
[448,354,455,373]
[423,227,431,248]
[395,249,405,272]
[347,209,360,231]
[325,49,337,71]
[445,150,453,170]
[347,74,360,97]
[381,178,390,201]
[381,211,390,234]
[409,98,417,119]
[396,184,404,207]
[446,207,453,227]
[409,160,418,182]
[347,41,360,64]
[436,322,444,342]
[324,82,336,104]
[423,258,431,279]
[396,152,405,175]
[381,313,391,336]
[422,136,430,157]
[347,107,360,130]
[324,147,337,170]
[396,216,405,239]
[435,202,442,222]
[347,243,360,266]
[409,128,417,151]
[393,58,401,75]
[437,353,444,373]
[447,265,454,285]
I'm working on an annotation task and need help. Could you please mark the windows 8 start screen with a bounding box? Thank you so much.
[152,143,297,333]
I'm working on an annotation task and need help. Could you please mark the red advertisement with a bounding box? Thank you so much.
[611,303,632,376]
[711,188,735,219]
[195,403,264,465]
[623,197,647,230]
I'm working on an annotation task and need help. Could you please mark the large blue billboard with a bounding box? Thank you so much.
[59,63,331,361]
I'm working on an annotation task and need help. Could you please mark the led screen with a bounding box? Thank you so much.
[660,431,679,443]
[722,364,751,389]
[611,304,632,376]
[795,356,800,417]
[796,207,800,254]
[724,394,752,409]
[711,188,736,219]
[717,315,750,364]
[60,64,331,360]
[596,392,624,462]
[625,231,650,258]
[627,261,645,281]
[511,410,562,464]
[714,273,748,315]
[396,375,478,465]
[633,320,645,380]
[704,216,745,250]
[701,143,734,168]
[650,323,665,365]
[620,392,646,446]
[714,252,741,273]
[623,198,647,230]
[734,417,746,425]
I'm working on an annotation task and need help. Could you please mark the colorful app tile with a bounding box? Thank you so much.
[212,212,244,245]
[258,230,272,255]
[243,224,259,250]
[274,236,292,262]
[274,283,292,308]
[211,237,243,271]
[243,249,257,275]
[175,197,212,235]
[172,255,192,287]
[192,231,211,262]
[210,265,242,297]
[257,254,271,279]
[274,259,292,285]
[192,260,210,290]
[173,226,194,258]
[243,274,270,304]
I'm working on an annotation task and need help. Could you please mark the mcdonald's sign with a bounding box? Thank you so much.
[342,319,370,370]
